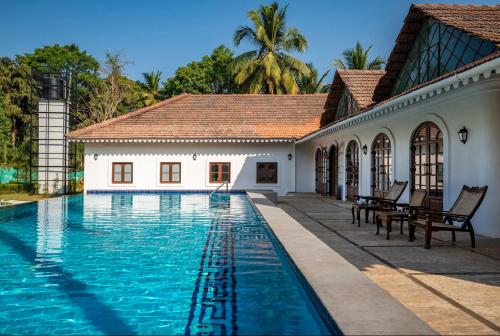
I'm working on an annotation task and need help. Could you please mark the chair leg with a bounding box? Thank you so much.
[400,218,404,235]
[409,224,415,242]
[351,206,355,224]
[376,217,380,235]
[424,224,432,249]
[357,208,361,227]
[467,221,476,249]
[451,230,456,243]
[386,219,391,240]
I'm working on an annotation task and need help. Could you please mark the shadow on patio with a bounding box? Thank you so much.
[278,193,500,335]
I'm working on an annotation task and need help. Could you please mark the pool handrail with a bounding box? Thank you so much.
[209,181,229,197]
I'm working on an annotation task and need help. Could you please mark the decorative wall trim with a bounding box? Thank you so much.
[70,138,295,144]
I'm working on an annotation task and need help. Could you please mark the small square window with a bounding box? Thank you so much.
[112,163,133,184]
[160,163,181,183]
[256,162,278,184]
[209,163,230,183]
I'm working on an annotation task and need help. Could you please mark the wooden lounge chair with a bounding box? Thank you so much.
[409,185,488,249]
[351,180,408,227]
[375,189,427,240]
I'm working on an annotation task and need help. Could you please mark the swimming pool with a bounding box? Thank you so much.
[0,193,336,335]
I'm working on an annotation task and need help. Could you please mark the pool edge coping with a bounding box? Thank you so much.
[246,191,437,336]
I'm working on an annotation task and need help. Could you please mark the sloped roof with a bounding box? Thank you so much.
[324,70,385,118]
[417,4,500,43]
[301,50,500,141]
[66,93,331,140]
[374,4,500,101]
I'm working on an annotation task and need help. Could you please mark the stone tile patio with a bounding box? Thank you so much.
[278,193,500,335]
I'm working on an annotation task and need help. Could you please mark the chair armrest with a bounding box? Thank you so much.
[354,195,379,201]
[405,206,427,211]
[377,198,397,205]
[417,210,468,222]
[396,203,410,207]
[418,209,449,216]
[444,213,469,221]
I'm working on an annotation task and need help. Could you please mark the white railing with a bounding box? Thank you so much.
[209,181,229,197]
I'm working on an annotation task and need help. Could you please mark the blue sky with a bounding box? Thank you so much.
[1,0,497,83]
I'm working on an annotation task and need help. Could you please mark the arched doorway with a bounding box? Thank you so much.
[411,122,443,211]
[371,133,392,194]
[315,148,328,195]
[328,145,338,198]
[345,140,359,201]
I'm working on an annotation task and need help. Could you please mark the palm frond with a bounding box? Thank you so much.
[282,28,308,52]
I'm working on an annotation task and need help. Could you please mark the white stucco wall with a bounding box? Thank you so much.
[84,142,295,196]
[296,74,500,237]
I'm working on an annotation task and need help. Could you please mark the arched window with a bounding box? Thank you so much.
[315,148,328,195]
[411,122,443,211]
[328,145,338,198]
[371,133,392,194]
[345,141,359,201]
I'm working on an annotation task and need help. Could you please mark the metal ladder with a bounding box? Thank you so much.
[209,181,229,197]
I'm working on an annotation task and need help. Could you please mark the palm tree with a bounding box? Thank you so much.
[231,2,310,94]
[332,42,385,70]
[140,71,162,105]
[297,63,330,93]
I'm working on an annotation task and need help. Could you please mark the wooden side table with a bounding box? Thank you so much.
[375,211,408,240]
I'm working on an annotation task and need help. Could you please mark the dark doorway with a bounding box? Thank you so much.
[345,141,359,201]
[315,148,328,195]
[328,145,338,198]
[411,122,444,211]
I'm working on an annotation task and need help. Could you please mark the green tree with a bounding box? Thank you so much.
[0,58,32,148]
[297,63,330,93]
[16,44,99,75]
[0,96,13,164]
[332,42,385,70]
[162,45,237,97]
[140,71,162,106]
[79,52,133,126]
[231,2,310,94]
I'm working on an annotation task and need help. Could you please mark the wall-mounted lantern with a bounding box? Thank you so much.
[362,145,368,155]
[288,153,293,160]
[192,153,197,160]
[93,153,99,160]
[458,126,468,144]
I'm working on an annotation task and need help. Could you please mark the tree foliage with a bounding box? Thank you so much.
[79,52,135,126]
[0,57,32,148]
[332,41,385,70]
[140,71,162,105]
[17,44,99,75]
[161,45,237,97]
[296,63,330,93]
[231,2,310,94]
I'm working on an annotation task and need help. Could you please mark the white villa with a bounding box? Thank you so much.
[67,4,500,238]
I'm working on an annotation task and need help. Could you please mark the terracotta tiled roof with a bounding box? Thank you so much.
[338,70,385,108]
[66,93,331,140]
[374,4,500,101]
[324,70,385,120]
[416,4,500,43]
[301,51,500,141]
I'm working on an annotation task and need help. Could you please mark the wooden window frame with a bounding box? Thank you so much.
[256,162,278,184]
[112,162,133,184]
[209,162,231,184]
[371,133,392,194]
[160,162,181,184]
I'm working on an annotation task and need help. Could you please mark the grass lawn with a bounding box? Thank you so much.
[0,192,55,202]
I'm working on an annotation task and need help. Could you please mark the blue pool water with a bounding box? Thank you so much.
[0,193,335,335]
